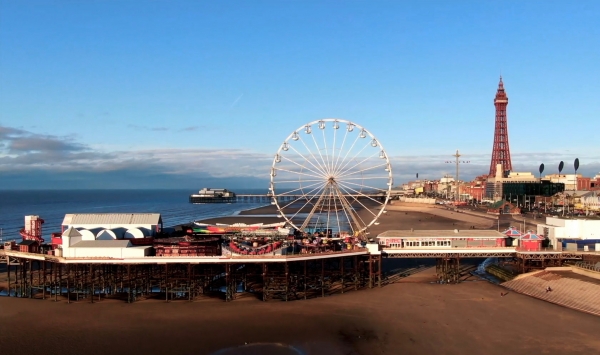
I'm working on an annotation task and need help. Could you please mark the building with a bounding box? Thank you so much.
[18,240,40,253]
[487,200,520,215]
[544,174,588,191]
[437,175,456,198]
[502,180,565,207]
[484,163,564,205]
[61,213,163,238]
[485,164,505,200]
[461,175,487,201]
[501,227,522,247]
[537,216,600,250]
[51,213,162,257]
[517,231,545,251]
[591,173,600,190]
[578,191,600,212]
[58,227,152,258]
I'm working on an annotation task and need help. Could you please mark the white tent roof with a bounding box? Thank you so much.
[62,213,162,225]
[62,226,83,237]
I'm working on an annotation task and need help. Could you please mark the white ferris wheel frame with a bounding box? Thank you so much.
[269,118,393,235]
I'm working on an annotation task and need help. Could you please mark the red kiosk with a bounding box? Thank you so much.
[519,231,545,251]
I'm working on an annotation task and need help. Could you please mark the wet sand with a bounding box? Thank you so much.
[1,280,599,355]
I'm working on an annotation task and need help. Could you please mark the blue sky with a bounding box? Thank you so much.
[1,1,599,189]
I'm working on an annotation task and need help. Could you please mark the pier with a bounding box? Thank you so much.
[0,249,382,302]
[2,246,598,302]
[190,193,398,204]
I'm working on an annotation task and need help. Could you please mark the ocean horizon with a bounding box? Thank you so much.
[0,189,270,242]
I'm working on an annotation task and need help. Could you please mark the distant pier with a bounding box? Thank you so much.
[190,193,392,204]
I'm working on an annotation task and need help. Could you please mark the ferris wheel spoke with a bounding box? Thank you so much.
[275,167,325,180]
[287,183,327,217]
[332,132,361,177]
[321,127,333,177]
[324,189,332,234]
[280,155,327,180]
[337,181,389,205]
[335,192,353,234]
[337,176,390,182]
[282,189,327,225]
[334,140,371,177]
[276,180,325,196]
[287,144,329,178]
[330,122,338,178]
[274,178,326,184]
[297,135,329,176]
[332,126,349,176]
[298,187,329,229]
[310,133,331,176]
[336,150,381,178]
[336,183,380,218]
[278,181,326,210]
[334,194,342,235]
[338,179,389,194]
[336,162,388,180]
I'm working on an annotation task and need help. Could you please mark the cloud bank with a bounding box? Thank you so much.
[1,125,598,189]
[0,125,271,189]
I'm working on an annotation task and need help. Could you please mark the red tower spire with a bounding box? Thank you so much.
[489,76,512,176]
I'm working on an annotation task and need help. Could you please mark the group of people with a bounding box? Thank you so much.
[295,234,365,254]
[225,231,367,256]
[227,237,283,256]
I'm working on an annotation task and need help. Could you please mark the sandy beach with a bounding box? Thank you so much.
[1,202,598,355]
[230,202,497,237]
[1,279,599,355]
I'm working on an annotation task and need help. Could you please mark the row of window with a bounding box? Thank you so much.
[388,240,452,248]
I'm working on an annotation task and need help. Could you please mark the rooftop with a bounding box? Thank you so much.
[377,230,506,238]
[63,213,162,226]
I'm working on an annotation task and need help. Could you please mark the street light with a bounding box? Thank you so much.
[445,150,470,203]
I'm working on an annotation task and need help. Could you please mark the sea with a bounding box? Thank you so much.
[0,189,270,242]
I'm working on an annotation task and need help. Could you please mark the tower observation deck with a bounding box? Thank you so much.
[489,77,513,176]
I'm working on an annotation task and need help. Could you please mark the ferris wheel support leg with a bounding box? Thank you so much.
[300,191,327,232]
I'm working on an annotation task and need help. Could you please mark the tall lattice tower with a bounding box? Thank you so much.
[488,76,512,176]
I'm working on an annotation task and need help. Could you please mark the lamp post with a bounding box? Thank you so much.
[445,150,470,203]
[558,161,564,217]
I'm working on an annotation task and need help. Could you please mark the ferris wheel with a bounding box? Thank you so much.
[270,119,393,238]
